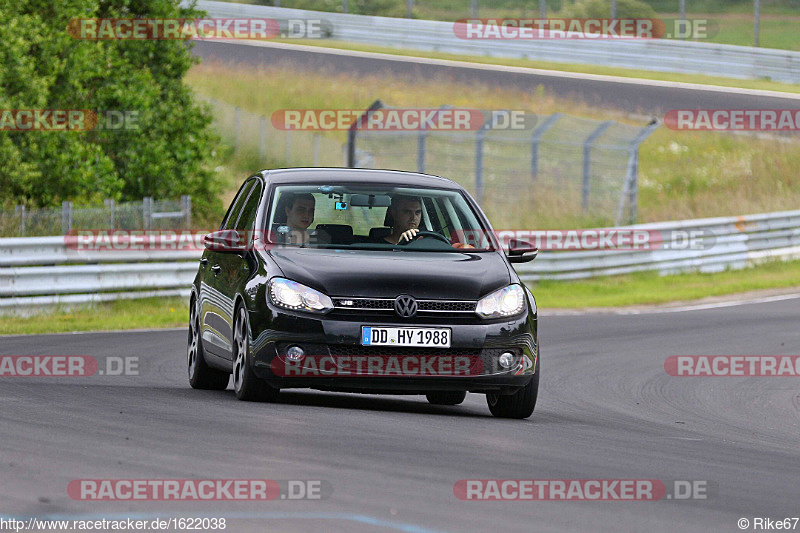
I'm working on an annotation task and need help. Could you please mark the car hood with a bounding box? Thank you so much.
[266,248,511,300]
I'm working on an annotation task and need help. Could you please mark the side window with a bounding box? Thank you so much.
[236,181,263,233]
[221,180,255,231]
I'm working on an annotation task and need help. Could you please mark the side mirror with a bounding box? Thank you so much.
[204,230,246,253]
[507,238,538,264]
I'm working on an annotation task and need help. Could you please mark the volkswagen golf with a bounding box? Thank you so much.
[187,168,540,418]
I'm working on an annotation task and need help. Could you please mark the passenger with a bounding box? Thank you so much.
[283,193,315,245]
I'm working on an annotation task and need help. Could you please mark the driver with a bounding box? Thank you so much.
[381,195,423,244]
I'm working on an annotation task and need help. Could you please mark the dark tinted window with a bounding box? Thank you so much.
[236,181,263,232]
[221,180,255,231]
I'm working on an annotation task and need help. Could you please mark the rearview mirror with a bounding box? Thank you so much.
[349,194,392,208]
[204,230,246,253]
[507,238,538,264]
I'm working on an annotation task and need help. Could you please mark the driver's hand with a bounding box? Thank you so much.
[399,228,421,243]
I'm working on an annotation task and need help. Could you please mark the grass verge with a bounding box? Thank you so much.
[2,260,800,334]
[0,297,188,336]
[531,258,800,308]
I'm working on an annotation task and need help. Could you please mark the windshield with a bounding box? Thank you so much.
[264,183,496,252]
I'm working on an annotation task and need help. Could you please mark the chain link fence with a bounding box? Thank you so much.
[205,97,347,167]
[348,102,658,227]
[0,197,192,237]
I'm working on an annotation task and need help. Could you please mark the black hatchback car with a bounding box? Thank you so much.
[187,168,540,418]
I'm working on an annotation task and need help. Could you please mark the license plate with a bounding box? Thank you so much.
[361,327,451,348]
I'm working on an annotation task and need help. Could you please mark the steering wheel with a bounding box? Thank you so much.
[402,230,452,245]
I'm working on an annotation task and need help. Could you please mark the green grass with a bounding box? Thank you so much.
[701,14,800,50]
[0,297,189,336]
[186,61,800,230]
[532,258,800,308]
[3,261,799,335]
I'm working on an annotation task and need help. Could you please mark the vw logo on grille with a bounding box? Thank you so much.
[394,295,418,318]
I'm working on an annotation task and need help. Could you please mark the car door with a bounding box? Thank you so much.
[212,178,264,360]
[200,179,255,359]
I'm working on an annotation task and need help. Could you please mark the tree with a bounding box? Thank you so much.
[0,0,221,217]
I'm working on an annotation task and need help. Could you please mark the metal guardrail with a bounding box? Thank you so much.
[194,1,800,83]
[515,209,800,281]
[1,209,800,314]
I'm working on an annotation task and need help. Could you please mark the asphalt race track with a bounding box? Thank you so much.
[1,297,799,532]
[191,40,800,115]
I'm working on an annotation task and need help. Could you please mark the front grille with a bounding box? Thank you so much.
[418,301,476,312]
[333,298,393,310]
[332,297,476,314]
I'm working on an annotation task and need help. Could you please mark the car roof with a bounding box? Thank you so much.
[260,168,462,189]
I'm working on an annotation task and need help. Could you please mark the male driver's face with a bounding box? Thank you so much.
[393,199,422,233]
[286,198,315,231]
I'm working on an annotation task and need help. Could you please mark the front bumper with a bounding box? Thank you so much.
[248,306,538,395]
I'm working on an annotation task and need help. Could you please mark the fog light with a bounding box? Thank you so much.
[286,345,305,362]
[498,352,515,369]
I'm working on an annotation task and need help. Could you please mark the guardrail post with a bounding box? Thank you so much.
[15,205,26,236]
[582,121,613,213]
[181,195,192,229]
[406,0,413,18]
[259,116,266,160]
[679,0,686,40]
[615,120,659,225]
[347,100,383,167]
[61,201,72,235]
[234,106,241,152]
[475,129,485,206]
[105,199,115,228]
[417,130,427,173]
[285,130,291,164]
[530,113,562,180]
[475,116,496,207]
[143,197,153,231]
[416,105,449,173]
[754,0,760,47]
[471,0,477,18]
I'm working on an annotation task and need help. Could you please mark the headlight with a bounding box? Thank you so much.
[475,284,525,319]
[268,278,333,314]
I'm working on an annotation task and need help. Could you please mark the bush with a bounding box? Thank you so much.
[0,0,222,216]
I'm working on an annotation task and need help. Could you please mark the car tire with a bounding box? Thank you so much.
[232,305,279,402]
[426,391,467,405]
[486,358,539,419]
[188,297,230,391]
